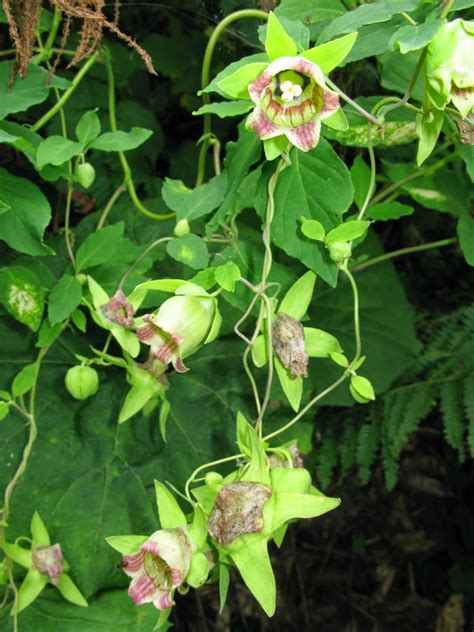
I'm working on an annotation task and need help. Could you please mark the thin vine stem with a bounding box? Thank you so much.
[104,55,174,222]
[195,9,269,186]
[117,237,172,292]
[184,453,244,503]
[31,50,100,132]
[95,185,126,231]
[351,237,457,273]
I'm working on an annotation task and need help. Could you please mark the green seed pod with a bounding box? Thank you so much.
[329,241,352,263]
[75,163,96,189]
[174,219,191,237]
[65,365,99,400]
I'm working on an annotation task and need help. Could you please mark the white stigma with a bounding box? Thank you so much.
[280,80,303,103]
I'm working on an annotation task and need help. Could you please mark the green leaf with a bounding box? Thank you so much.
[325,220,370,246]
[251,335,268,368]
[30,511,51,547]
[119,378,159,424]
[36,136,84,169]
[265,11,298,60]
[266,139,353,286]
[154,481,187,529]
[304,328,342,358]
[71,308,87,333]
[37,320,63,348]
[457,210,474,266]
[460,144,474,182]
[188,505,207,550]
[351,155,371,211]
[219,563,230,613]
[230,537,276,616]
[259,17,310,53]
[322,106,349,131]
[215,262,241,292]
[318,0,419,43]
[48,275,83,325]
[275,0,346,24]
[416,109,444,166]
[90,127,153,152]
[351,375,375,400]
[0,62,70,120]
[390,21,441,54]
[76,223,125,272]
[12,363,37,398]
[366,201,414,221]
[128,278,187,310]
[0,402,9,422]
[193,101,253,118]
[325,119,417,147]
[162,173,227,222]
[17,568,48,613]
[75,110,101,145]
[263,135,289,161]
[300,218,325,241]
[0,167,52,256]
[56,573,88,607]
[330,351,349,367]
[217,63,269,99]
[106,535,148,555]
[271,491,340,530]
[159,398,170,442]
[238,413,270,484]
[0,265,45,331]
[275,355,302,412]
[278,270,316,321]
[302,32,358,73]
[166,234,209,270]
[186,551,210,588]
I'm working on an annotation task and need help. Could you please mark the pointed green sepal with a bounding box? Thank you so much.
[105,534,148,555]
[265,12,298,61]
[274,356,302,412]
[155,481,187,529]
[218,63,269,99]
[186,551,210,588]
[237,413,270,484]
[271,492,340,531]
[251,334,268,368]
[57,573,88,607]
[272,523,288,548]
[219,562,231,613]
[278,270,316,321]
[304,328,342,358]
[154,607,172,630]
[16,568,48,613]
[0,541,33,569]
[270,466,311,494]
[30,511,51,547]
[128,279,187,310]
[322,106,349,131]
[301,32,358,74]
[230,536,276,616]
[188,505,208,550]
[263,135,289,161]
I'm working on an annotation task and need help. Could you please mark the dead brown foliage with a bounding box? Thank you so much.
[2,0,156,80]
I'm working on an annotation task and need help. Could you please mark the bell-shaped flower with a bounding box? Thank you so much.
[205,12,358,157]
[120,528,193,610]
[426,19,474,118]
[191,414,340,616]
[108,482,213,627]
[0,512,87,613]
[136,284,221,373]
[246,55,339,152]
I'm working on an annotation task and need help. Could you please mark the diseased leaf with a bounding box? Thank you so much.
[0,265,45,331]
[166,234,209,270]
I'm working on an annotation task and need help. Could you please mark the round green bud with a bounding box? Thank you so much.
[349,383,370,404]
[174,219,190,237]
[76,273,87,286]
[65,365,99,400]
[329,241,352,263]
[75,163,96,189]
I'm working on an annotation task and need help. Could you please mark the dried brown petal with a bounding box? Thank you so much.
[453,113,474,144]
[272,313,308,378]
[268,443,304,469]
[208,482,272,546]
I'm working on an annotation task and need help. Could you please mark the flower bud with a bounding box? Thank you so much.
[174,219,190,237]
[65,365,99,400]
[329,241,352,263]
[75,163,96,189]
[427,19,474,118]
[137,292,220,373]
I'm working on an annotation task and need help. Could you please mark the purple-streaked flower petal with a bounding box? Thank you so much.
[122,551,145,577]
[321,89,340,119]
[101,290,134,328]
[247,106,283,140]
[285,119,321,152]
[32,543,64,586]
[128,571,159,605]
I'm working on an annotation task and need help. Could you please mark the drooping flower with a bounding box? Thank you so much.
[426,19,474,119]
[101,289,135,328]
[246,56,339,152]
[121,528,193,611]
[136,290,221,373]
[0,512,87,613]
[32,543,64,586]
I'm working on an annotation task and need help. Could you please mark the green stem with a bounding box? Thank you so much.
[352,237,457,272]
[117,237,172,291]
[104,57,174,221]
[195,9,269,186]
[184,453,244,503]
[32,5,61,65]
[64,182,76,271]
[440,0,455,18]
[95,184,125,230]
[325,78,380,126]
[341,265,361,361]
[370,152,456,206]
[31,50,100,132]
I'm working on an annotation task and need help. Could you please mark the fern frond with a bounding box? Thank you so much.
[339,423,357,474]
[356,421,379,485]
[440,380,466,461]
[390,384,435,458]
[463,376,474,458]
[316,430,338,489]
[383,451,399,491]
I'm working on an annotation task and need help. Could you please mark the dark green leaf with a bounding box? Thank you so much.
[36,136,84,169]
[90,127,153,152]
[48,275,83,325]
[162,173,227,222]
[75,110,101,145]
[166,234,209,270]
[76,223,125,273]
